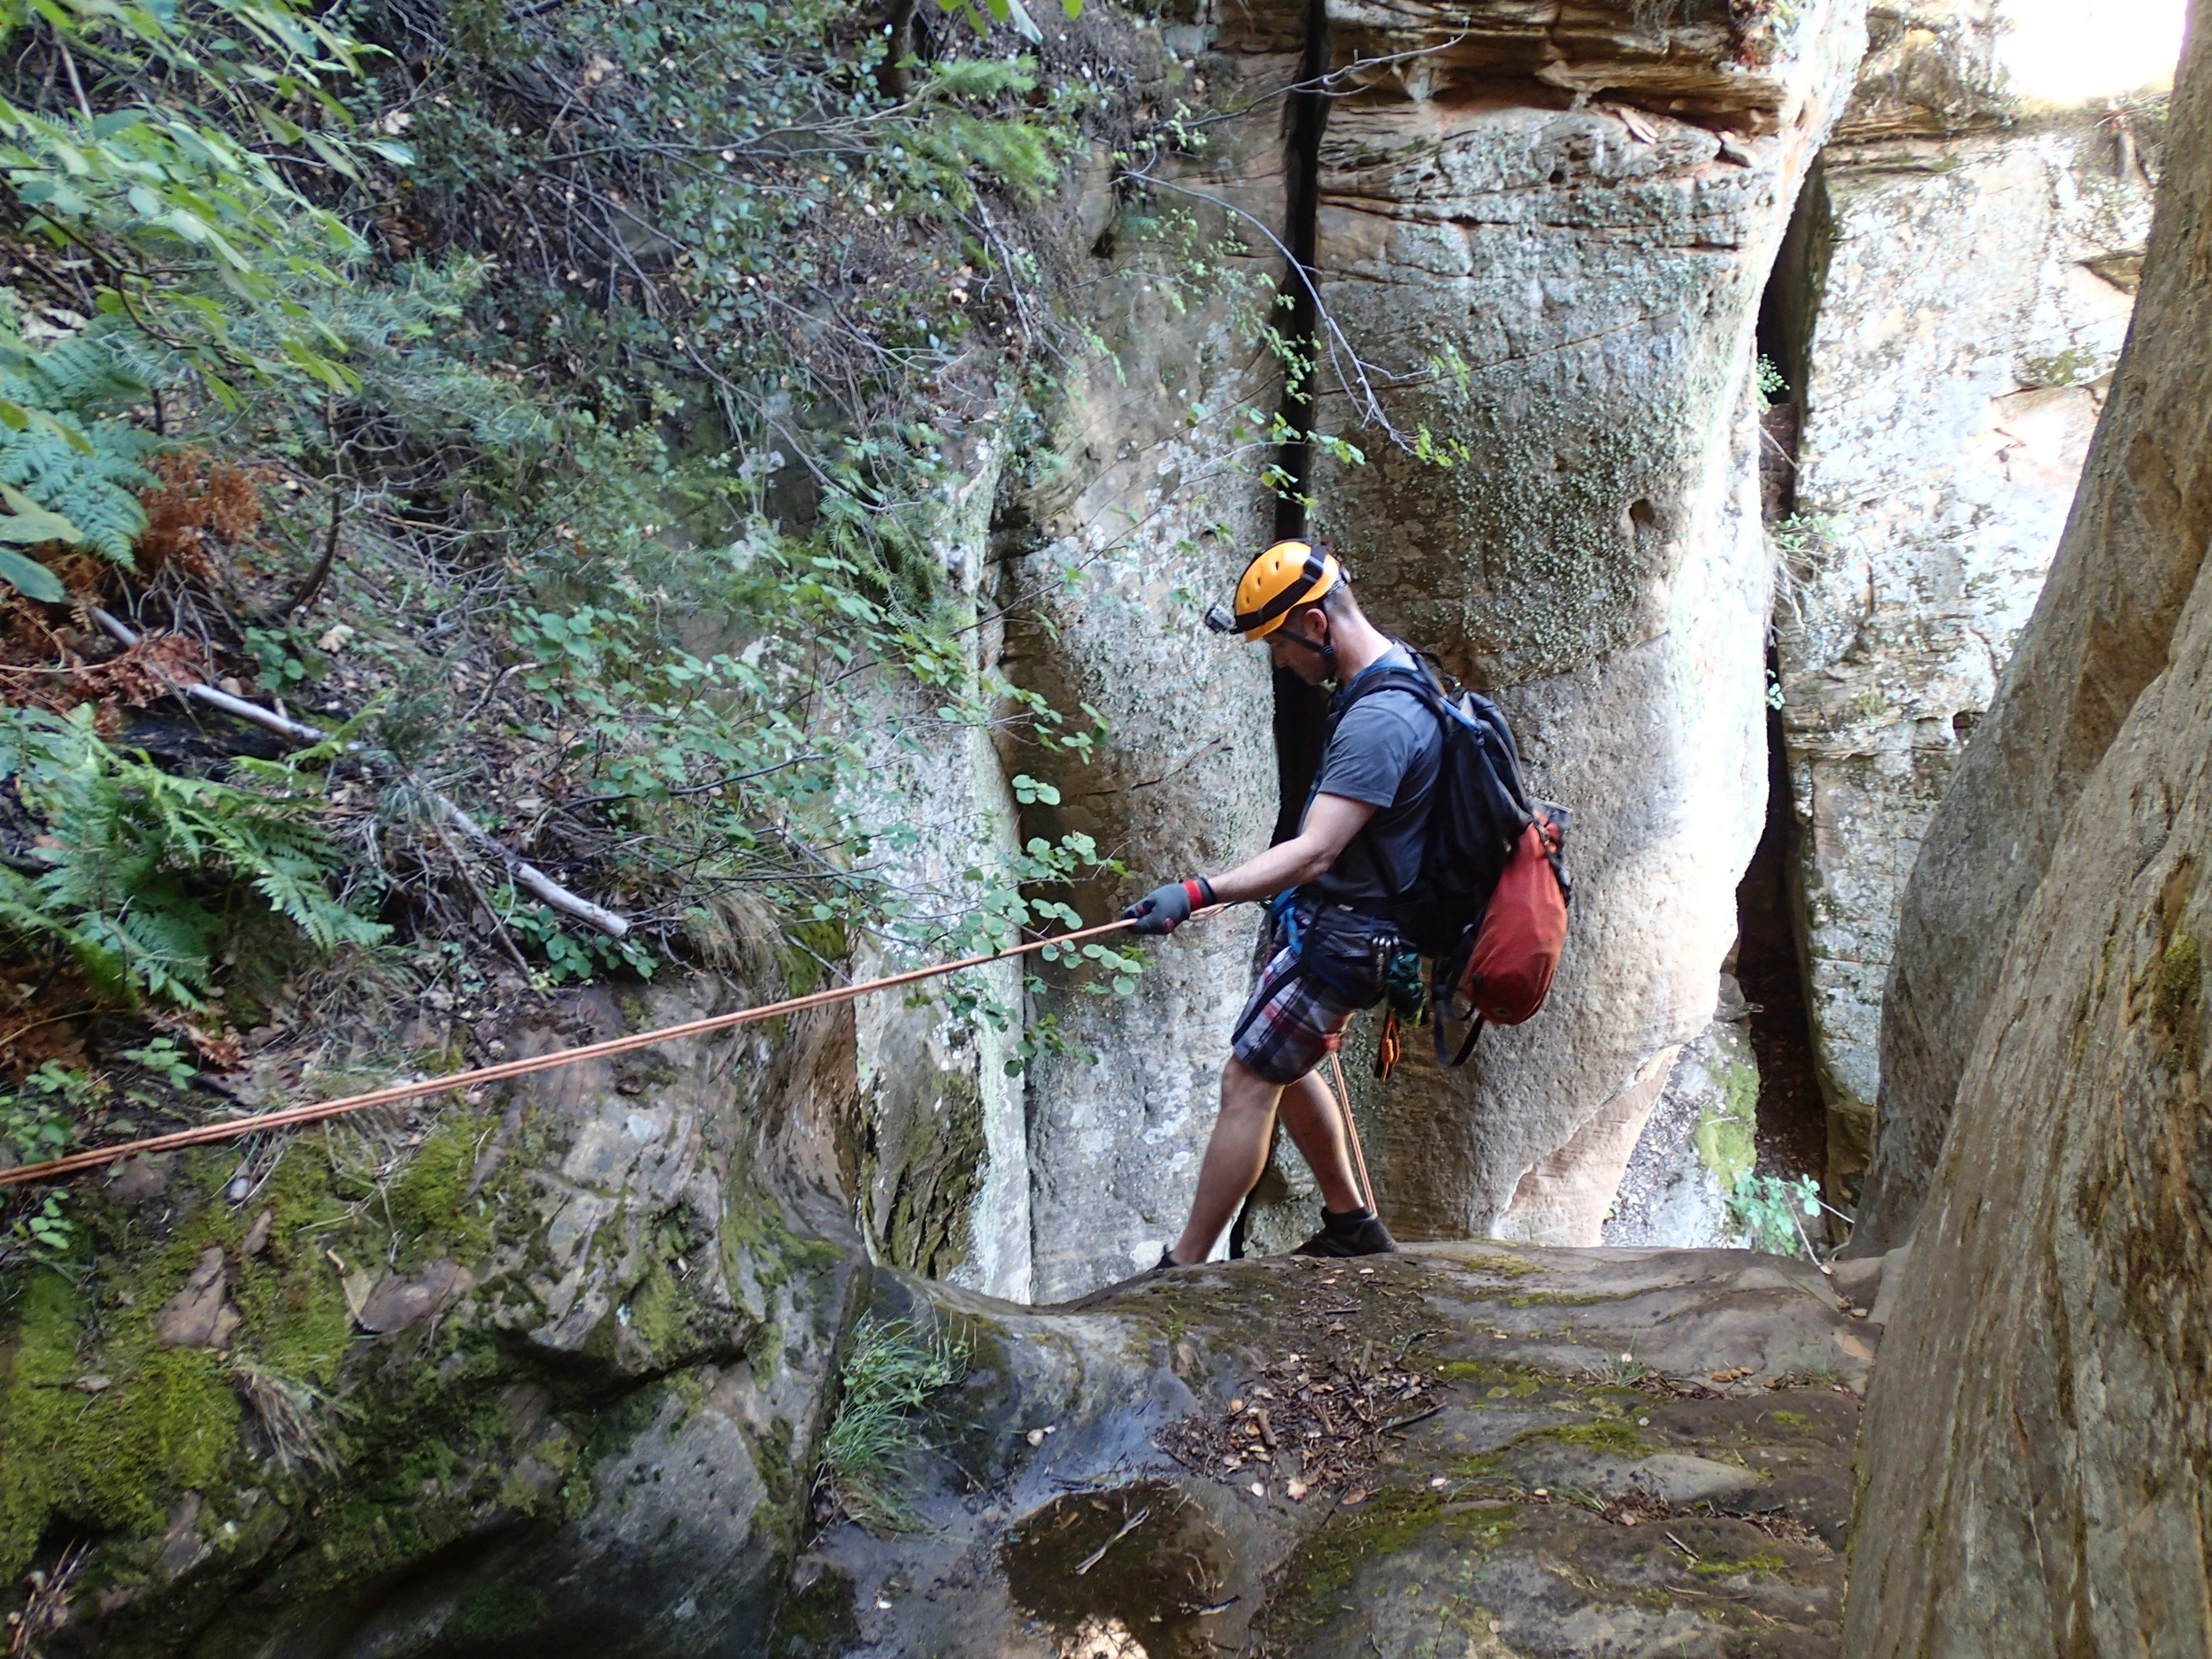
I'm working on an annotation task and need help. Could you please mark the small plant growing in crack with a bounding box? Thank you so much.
[816,1316,969,1532]
[1728,1174,1851,1260]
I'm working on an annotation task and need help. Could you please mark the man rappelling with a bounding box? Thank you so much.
[1122,540,1573,1270]
[1123,541,1434,1264]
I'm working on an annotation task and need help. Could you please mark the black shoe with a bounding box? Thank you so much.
[1294,1206,1399,1257]
[1152,1247,1182,1272]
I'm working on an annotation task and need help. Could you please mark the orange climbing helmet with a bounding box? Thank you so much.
[1204,540,1342,641]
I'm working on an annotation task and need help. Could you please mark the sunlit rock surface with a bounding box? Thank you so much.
[1858,0,2208,1250]
[1771,0,2169,1210]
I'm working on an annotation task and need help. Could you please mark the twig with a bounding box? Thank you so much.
[1381,1403,1443,1433]
[87,605,631,937]
[434,794,629,938]
[1072,1505,1151,1576]
[89,604,326,743]
[457,662,522,728]
[286,480,345,615]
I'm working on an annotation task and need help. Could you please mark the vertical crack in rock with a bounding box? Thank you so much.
[1266,0,1336,849]
[1271,0,1330,546]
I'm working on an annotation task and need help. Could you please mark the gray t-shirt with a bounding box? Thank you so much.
[1302,647,1441,915]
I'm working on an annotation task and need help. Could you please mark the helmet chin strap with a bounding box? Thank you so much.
[1279,617,1338,680]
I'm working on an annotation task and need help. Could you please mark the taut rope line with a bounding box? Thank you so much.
[0,913,1179,1190]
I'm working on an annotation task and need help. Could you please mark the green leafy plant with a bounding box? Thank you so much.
[1728,1172,1822,1258]
[0,705,387,1008]
[242,626,314,689]
[120,1036,197,1087]
[1755,353,1787,408]
[0,1061,104,1256]
[817,1315,966,1532]
[504,900,657,984]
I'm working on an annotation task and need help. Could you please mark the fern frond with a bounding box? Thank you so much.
[0,412,156,565]
[0,707,385,1008]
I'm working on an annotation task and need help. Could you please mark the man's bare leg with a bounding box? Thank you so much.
[1170,1057,1366,1264]
[1276,1069,1365,1214]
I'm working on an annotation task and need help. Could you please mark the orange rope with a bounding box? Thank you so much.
[1327,1051,1377,1215]
[0,913,1181,1189]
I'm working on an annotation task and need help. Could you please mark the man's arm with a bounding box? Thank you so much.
[1122,793,1376,933]
[1204,793,1376,903]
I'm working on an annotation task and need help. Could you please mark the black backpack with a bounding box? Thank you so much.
[1333,654,1573,1056]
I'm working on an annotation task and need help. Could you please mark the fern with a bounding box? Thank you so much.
[0,326,158,569]
[0,706,388,1008]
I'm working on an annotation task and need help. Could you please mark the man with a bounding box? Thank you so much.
[1122,540,1440,1265]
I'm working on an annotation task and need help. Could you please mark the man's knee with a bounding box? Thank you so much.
[1220,1053,1289,1114]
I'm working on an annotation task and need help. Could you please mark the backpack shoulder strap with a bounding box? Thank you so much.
[1326,656,1446,910]
[1332,664,1440,726]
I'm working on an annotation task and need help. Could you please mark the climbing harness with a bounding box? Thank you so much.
[0,911,1210,1190]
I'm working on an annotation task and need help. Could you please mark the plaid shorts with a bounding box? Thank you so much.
[1231,910,1388,1084]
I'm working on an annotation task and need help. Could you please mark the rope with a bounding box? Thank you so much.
[1327,1050,1378,1215]
[0,912,1183,1190]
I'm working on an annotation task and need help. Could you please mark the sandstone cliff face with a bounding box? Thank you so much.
[990,22,1290,1300]
[1279,0,1864,1244]
[1771,0,2164,1211]
[849,456,1034,1300]
[4,977,870,1659]
[1845,1,2211,1641]
[768,8,1294,1303]
[1853,0,2211,1250]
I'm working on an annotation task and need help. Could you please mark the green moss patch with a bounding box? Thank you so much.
[1537,1419,1645,1453]
[2151,931,2200,1033]
[1256,1487,1518,1647]
[1,1268,242,1577]
[381,1118,499,1270]
[1692,1551,1789,1577]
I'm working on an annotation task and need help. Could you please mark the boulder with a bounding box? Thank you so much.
[2,977,869,1659]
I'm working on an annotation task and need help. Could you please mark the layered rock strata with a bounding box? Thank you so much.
[1771,0,2166,1210]
[1280,0,1867,1243]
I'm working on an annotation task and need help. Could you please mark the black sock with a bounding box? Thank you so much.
[1321,1205,1375,1229]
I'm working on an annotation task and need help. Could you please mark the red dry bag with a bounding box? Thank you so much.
[1441,810,1570,1063]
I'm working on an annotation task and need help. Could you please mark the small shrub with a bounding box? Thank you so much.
[1729,1173,1821,1258]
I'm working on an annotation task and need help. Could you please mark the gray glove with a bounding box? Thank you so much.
[1122,877,1212,935]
